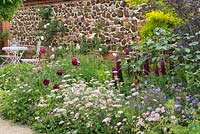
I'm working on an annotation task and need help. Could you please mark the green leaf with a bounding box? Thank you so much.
[196,55,200,60]
[184,48,191,53]
[189,41,199,46]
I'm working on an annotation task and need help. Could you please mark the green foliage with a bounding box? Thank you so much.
[125,0,148,8]
[140,10,183,39]
[0,31,9,42]
[36,6,68,47]
[0,0,23,21]
[79,36,91,55]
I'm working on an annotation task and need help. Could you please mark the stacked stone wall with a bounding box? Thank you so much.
[10,0,143,48]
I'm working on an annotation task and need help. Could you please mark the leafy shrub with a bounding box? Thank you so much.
[125,0,148,8]
[36,6,68,47]
[140,10,183,39]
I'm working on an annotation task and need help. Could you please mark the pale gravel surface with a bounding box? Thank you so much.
[0,118,32,134]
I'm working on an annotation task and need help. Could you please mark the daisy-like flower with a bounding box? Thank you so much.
[102,117,111,123]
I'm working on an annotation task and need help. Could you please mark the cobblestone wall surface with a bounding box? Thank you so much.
[10,0,143,47]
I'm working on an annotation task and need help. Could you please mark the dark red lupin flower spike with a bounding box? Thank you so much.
[125,48,131,76]
[154,63,159,76]
[116,55,124,82]
[143,54,150,76]
[112,67,117,88]
[160,58,166,75]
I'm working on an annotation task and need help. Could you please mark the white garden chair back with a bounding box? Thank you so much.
[21,40,41,65]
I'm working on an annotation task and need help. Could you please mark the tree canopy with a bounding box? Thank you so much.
[0,0,23,21]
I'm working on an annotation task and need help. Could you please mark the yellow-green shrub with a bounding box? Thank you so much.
[125,0,148,8]
[140,10,183,39]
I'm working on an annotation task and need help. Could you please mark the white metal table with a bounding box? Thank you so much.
[2,47,28,64]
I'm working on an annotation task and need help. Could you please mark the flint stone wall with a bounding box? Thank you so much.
[10,0,143,47]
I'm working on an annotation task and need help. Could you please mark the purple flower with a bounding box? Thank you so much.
[40,47,47,54]
[155,87,161,92]
[176,107,182,112]
[143,58,150,76]
[125,48,130,56]
[116,55,124,82]
[185,96,190,101]
[53,84,60,89]
[43,79,50,86]
[175,100,180,105]
[56,69,63,76]
[112,67,117,88]
[144,95,148,99]
[133,103,138,108]
[71,57,80,66]
[160,58,166,75]
[154,63,159,76]
[147,106,152,111]
[192,99,197,104]
[125,48,131,76]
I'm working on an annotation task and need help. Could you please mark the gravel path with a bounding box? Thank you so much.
[0,118,32,134]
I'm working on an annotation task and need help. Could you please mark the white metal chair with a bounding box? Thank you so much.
[21,40,41,65]
[0,40,16,67]
[0,53,15,67]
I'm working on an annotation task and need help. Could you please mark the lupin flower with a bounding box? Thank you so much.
[116,55,124,82]
[160,58,166,75]
[143,54,150,76]
[71,57,80,66]
[112,67,117,88]
[154,63,159,76]
[125,48,131,76]
[125,48,131,63]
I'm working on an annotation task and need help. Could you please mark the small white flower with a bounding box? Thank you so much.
[59,120,65,125]
[117,111,123,115]
[44,24,47,29]
[132,92,139,97]
[35,116,40,120]
[40,36,44,40]
[58,46,62,49]
[51,47,55,52]
[102,117,111,123]
[50,54,55,59]
[76,44,80,50]
[171,115,176,120]
[89,33,96,39]
[117,122,122,126]
[99,48,102,51]
[112,53,117,57]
